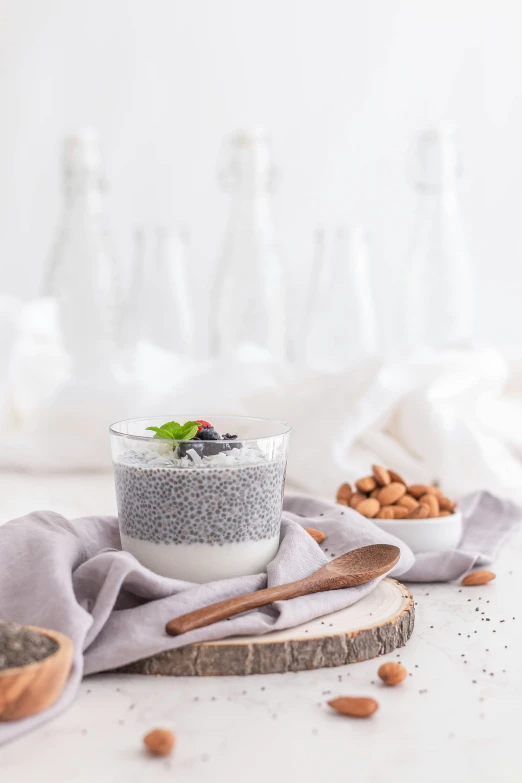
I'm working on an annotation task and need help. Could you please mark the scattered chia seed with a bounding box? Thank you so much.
[0,622,58,670]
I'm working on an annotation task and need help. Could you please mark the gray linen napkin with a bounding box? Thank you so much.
[0,490,518,746]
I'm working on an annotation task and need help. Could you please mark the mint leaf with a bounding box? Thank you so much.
[178,422,199,440]
[145,425,176,439]
[146,420,201,441]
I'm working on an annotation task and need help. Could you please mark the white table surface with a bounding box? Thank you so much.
[0,471,521,783]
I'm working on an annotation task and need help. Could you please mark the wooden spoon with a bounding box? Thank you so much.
[166,543,400,636]
[0,626,73,722]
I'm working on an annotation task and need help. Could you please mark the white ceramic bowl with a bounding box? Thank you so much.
[373,509,462,554]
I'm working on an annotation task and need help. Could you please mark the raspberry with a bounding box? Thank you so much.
[195,419,212,432]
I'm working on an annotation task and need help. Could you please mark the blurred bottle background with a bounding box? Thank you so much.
[299,226,377,372]
[210,131,287,360]
[404,125,473,351]
[42,129,120,376]
[123,225,194,357]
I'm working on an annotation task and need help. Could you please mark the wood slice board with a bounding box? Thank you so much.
[117,578,414,677]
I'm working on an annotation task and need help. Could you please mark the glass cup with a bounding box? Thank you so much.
[109,416,290,582]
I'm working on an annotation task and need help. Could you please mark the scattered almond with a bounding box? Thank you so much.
[388,469,406,484]
[355,476,377,494]
[461,570,496,586]
[350,492,366,509]
[378,661,407,686]
[305,527,327,544]
[392,505,409,519]
[420,492,439,517]
[407,503,430,519]
[398,493,418,511]
[328,696,379,718]
[378,482,406,506]
[376,506,395,519]
[356,498,380,518]
[336,482,352,506]
[143,728,176,756]
[372,464,391,487]
[408,484,436,499]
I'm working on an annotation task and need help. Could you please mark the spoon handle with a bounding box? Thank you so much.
[166,578,315,636]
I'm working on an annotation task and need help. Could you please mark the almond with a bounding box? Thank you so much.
[143,728,176,756]
[356,498,380,518]
[370,488,381,499]
[388,469,406,484]
[378,661,407,686]
[350,492,366,509]
[355,476,377,494]
[328,696,379,718]
[372,464,391,487]
[407,503,429,519]
[438,510,450,517]
[336,482,352,506]
[376,506,395,519]
[378,482,406,506]
[392,505,409,519]
[438,495,457,512]
[399,493,419,511]
[408,484,436,499]
[304,527,326,544]
[420,492,439,517]
[461,570,496,586]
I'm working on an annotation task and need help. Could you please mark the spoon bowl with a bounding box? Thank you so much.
[166,543,400,636]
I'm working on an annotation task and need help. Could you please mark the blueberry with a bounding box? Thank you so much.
[195,427,221,441]
[223,433,242,450]
[203,442,231,456]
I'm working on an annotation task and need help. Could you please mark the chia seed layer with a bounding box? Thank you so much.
[114,453,286,545]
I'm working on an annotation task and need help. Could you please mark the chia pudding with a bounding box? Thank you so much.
[110,417,290,582]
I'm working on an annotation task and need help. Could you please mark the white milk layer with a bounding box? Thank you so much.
[121,533,280,583]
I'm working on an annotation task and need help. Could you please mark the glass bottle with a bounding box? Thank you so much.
[404,124,473,349]
[210,130,287,359]
[43,129,120,374]
[299,226,378,372]
[124,226,194,355]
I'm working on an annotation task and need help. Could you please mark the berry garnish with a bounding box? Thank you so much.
[146,418,242,459]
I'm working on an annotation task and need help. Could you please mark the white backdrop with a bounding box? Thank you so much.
[1,0,522,351]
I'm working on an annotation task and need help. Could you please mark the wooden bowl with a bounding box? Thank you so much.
[0,626,73,721]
